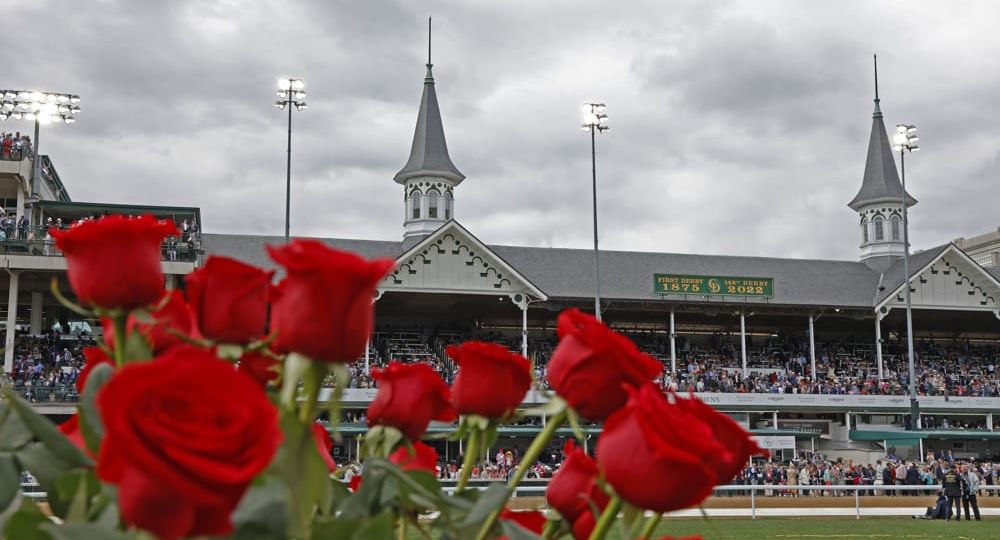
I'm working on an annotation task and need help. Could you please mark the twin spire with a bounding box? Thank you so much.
[847,54,916,211]
[394,17,465,185]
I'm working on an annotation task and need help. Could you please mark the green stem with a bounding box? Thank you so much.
[111,312,127,367]
[541,519,560,539]
[398,515,407,540]
[473,407,568,540]
[298,362,327,424]
[588,494,622,540]
[636,512,661,539]
[455,424,480,493]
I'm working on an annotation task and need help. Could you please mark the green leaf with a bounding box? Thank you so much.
[230,477,288,540]
[0,403,32,452]
[78,363,114,455]
[121,328,153,363]
[3,499,53,540]
[41,522,131,540]
[3,389,92,469]
[14,443,75,518]
[0,454,19,515]
[54,470,100,522]
[500,520,544,540]
[459,483,510,529]
[353,509,394,540]
[311,515,363,540]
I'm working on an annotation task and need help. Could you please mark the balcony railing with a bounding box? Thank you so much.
[0,143,33,162]
[0,226,201,262]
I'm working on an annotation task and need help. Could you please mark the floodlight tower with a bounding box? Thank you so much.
[892,123,920,429]
[581,102,609,321]
[275,78,307,242]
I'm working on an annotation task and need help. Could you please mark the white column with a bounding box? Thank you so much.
[29,292,42,335]
[845,411,851,431]
[364,339,370,374]
[772,411,778,429]
[808,315,816,379]
[988,413,994,431]
[740,312,747,376]
[4,271,19,375]
[875,313,884,379]
[15,185,25,224]
[521,301,528,358]
[669,309,677,374]
[165,275,177,290]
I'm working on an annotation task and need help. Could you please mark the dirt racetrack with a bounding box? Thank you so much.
[508,494,1000,511]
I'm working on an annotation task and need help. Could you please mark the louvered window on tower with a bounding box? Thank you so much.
[874,216,885,241]
[891,216,901,240]
[861,218,869,244]
[428,189,440,218]
[411,195,421,219]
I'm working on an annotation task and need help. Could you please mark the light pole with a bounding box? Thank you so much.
[275,78,307,242]
[0,90,80,224]
[581,103,609,321]
[892,123,919,429]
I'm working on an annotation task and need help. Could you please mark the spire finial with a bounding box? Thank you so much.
[425,16,434,83]
[872,53,882,118]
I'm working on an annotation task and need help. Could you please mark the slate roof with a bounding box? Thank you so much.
[202,233,887,309]
[990,267,1000,281]
[848,103,917,210]
[392,65,465,185]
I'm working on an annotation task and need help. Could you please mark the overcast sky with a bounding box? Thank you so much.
[5,0,999,261]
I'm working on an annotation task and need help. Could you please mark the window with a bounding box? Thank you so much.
[411,194,421,219]
[445,192,453,219]
[873,216,884,241]
[427,189,440,219]
[890,215,901,240]
[861,218,869,244]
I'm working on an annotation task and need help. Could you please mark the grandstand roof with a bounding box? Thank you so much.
[203,233,890,309]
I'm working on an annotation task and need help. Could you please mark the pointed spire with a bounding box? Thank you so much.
[394,18,465,185]
[848,56,916,211]
[872,54,882,118]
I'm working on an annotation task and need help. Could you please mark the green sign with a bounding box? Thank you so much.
[654,274,774,297]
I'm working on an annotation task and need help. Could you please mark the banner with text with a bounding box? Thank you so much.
[654,274,774,297]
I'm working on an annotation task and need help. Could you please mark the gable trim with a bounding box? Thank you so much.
[876,243,1000,312]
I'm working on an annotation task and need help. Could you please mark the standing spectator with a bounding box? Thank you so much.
[962,463,982,521]
[941,465,966,521]
[905,462,920,496]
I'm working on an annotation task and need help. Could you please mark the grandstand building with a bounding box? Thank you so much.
[3,56,1000,464]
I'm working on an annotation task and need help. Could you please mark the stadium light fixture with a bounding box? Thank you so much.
[276,77,306,242]
[582,102,609,321]
[0,88,81,223]
[894,122,920,429]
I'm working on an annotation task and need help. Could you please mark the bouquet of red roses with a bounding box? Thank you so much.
[0,215,766,540]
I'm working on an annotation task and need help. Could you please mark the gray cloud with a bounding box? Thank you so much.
[4,0,998,262]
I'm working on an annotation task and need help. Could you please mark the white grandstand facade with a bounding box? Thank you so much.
[3,56,1000,464]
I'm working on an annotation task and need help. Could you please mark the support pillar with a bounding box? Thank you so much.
[4,271,19,376]
[740,312,747,376]
[165,275,177,290]
[845,411,851,431]
[520,301,528,358]
[988,413,994,431]
[772,411,778,429]
[364,339,370,374]
[875,313,884,380]
[669,309,677,374]
[29,292,42,335]
[15,185,25,225]
[808,315,816,379]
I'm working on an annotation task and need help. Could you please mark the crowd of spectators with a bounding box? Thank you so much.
[0,131,31,161]
[6,332,93,403]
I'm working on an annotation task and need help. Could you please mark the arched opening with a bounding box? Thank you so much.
[890,214,901,241]
[444,192,453,220]
[861,217,869,244]
[873,215,885,241]
[411,193,421,219]
[427,189,440,219]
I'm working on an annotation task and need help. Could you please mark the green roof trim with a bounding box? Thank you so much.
[851,429,1000,442]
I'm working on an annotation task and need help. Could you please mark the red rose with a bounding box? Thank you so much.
[571,510,597,540]
[312,423,337,472]
[267,240,394,363]
[76,346,113,392]
[389,441,438,474]
[499,509,546,539]
[674,393,768,482]
[96,346,281,540]
[186,256,273,343]
[596,384,725,512]
[367,362,456,440]
[547,308,662,420]
[51,215,178,309]
[138,290,197,354]
[546,440,608,523]
[447,341,531,418]
[238,349,281,387]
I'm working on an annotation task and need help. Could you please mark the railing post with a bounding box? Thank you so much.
[751,486,756,519]
[854,487,860,520]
